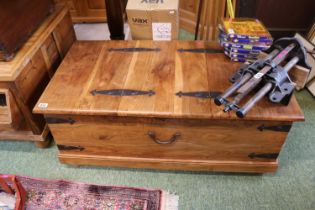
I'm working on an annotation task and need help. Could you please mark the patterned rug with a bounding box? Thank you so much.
[9,176,178,210]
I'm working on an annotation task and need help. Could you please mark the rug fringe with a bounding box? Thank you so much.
[161,191,179,210]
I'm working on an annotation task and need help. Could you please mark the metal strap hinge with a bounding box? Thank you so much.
[46,117,75,124]
[57,145,84,151]
[108,48,160,52]
[257,124,292,132]
[91,89,155,96]
[248,153,279,159]
[176,91,221,99]
[178,48,223,53]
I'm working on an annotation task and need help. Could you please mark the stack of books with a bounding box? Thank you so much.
[219,18,273,62]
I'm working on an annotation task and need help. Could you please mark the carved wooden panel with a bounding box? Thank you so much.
[54,0,107,23]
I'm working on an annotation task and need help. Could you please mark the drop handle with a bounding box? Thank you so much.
[147,131,181,145]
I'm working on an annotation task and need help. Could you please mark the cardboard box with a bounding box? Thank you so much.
[126,0,179,40]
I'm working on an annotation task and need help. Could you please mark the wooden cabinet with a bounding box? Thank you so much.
[179,0,228,40]
[34,41,304,172]
[0,6,76,147]
[236,0,315,39]
[179,0,199,34]
[54,0,107,23]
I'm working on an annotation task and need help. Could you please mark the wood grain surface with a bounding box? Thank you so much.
[34,41,304,122]
[0,89,22,130]
[0,5,74,81]
[0,0,53,61]
[0,5,75,147]
[59,153,279,173]
[54,0,107,23]
[48,115,290,162]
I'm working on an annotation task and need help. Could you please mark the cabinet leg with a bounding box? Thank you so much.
[35,133,52,148]
[105,0,125,40]
[35,140,50,148]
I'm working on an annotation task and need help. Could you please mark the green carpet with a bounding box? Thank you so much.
[179,29,195,40]
[1,30,315,209]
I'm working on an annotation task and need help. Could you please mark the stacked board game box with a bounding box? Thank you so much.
[219,18,273,62]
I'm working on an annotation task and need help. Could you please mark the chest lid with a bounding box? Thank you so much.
[34,41,304,121]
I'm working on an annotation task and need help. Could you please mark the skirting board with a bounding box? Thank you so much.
[0,124,49,142]
[59,153,278,173]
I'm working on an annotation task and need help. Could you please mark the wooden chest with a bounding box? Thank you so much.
[0,5,75,147]
[34,41,304,172]
[0,0,54,61]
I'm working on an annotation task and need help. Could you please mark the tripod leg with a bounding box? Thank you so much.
[236,83,273,118]
[215,49,280,106]
[214,73,252,105]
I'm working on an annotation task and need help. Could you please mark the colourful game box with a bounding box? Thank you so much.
[220,18,272,41]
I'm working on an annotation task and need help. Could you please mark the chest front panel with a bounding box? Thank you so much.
[49,115,290,162]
